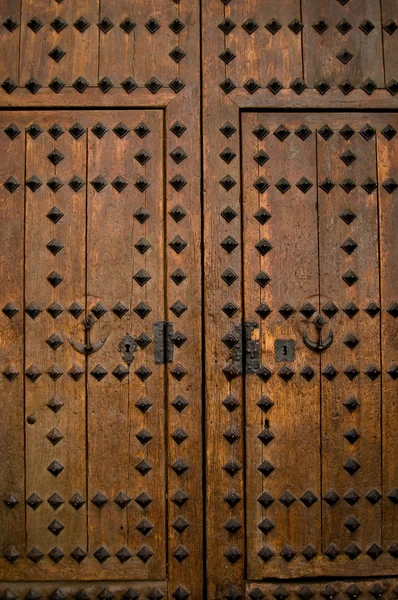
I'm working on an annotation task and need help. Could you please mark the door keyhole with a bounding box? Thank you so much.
[282,345,288,356]
[125,343,130,353]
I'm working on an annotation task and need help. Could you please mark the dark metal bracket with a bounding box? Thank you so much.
[154,321,174,364]
[231,322,261,374]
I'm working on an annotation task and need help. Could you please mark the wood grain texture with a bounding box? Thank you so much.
[19,0,99,86]
[247,579,398,600]
[203,1,244,598]
[242,113,321,581]
[98,1,176,87]
[0,0,21,85]
[378,121,398,551]
[164,0,203,598]
[24,123,87,558]
[0,121,25,560]
[302,0,384,88]
[0,87,175,108]
[317,120,381,558]
[381,0,398,86]
[224,0,301,88]
[86,110,166,580]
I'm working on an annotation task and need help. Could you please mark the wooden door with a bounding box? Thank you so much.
[242,112,398,579]
[1,0,398,598]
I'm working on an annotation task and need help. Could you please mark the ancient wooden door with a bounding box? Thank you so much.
[0,1,397,599]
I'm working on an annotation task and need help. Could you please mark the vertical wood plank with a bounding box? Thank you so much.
[25,120,87,557]
[0,1,21,85]
[242,113,320,579]
[86,110,166,579]
[302,0,384,89]
[317,120,381,556]
[381,0,398,86]
[203,0,244,597]
[0,120,25,559]
[378,119,398,550]
[165,0,203,597]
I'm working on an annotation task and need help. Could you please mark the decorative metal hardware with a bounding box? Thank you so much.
[303,315,333,353]
[275,339,296,362]
[230,322,261,374]
[154,321,174,364]
[118,333,138,365]
[68,314,107,355]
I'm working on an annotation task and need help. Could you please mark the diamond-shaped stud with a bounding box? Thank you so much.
[315,80,330,95]
[336,19,352,34]
[265,18,282,34]
[3,17,19,33]
[318,124,334,140]
[342,269,358,286]
[344,458,360,475]
[340,208,357,225]
[47,460,64,477]
[51,17,68,32]
[91,175,107,192]
[313,20,328,34]
[274,125,290,141]
[319,178,335,193]
[98,77,113,93]
[27,17,43,33]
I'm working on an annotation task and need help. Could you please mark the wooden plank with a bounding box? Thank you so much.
[317,118,381,560]
[229,88,398,109]
[0,87,175,108]
[242,113,321,579]
[378,118,398,551]
[225,0,301,89]
[247,578,398,600]
[381,0,398,86]
[164,0,203,597]
[24,118,87,559]
[302,0,384,89]
[203,0,244,597]
[0,581,168,599]
[86,110,166,579]
[0,118,25,560]
[98,0,176,87]
[0,0,21,85]
[20,0,99,87]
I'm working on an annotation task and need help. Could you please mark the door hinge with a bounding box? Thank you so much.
[154,321,174,364]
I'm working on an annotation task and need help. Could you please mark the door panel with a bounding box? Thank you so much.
[241,112,398,579]
[1,110,167,580]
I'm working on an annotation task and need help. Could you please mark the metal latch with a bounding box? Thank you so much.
[154,321,174,364]
[228,322,261,375]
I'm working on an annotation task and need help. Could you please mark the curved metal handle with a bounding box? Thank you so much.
[303,316,333,353]
[68,313,107,355]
